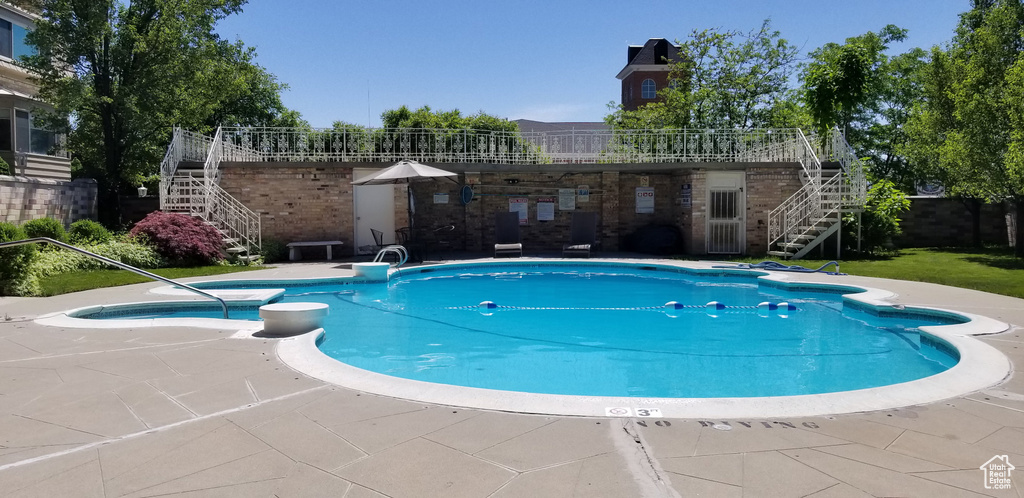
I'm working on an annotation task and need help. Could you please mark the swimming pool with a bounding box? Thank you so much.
[47,260,1011,417]
[316,265,961,398]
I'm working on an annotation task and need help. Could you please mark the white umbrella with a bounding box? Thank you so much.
[351,160,458,229]
[350,160,457,186]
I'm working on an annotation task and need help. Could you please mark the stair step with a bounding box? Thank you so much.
[780,242,806,249]
[225,246,247,254]
[767,251,794,258]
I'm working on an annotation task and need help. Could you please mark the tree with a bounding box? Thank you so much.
[606,19,802,130]
[380,105,519,132]
[22,0,300,226]
[801,25,929,191]
[905,0,1024,256]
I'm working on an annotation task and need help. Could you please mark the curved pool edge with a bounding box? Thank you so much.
[33,258,1016,418]
[276,323,1012,419]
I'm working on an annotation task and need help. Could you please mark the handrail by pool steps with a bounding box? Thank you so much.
[373,245,409,267]
[0,237,230,318]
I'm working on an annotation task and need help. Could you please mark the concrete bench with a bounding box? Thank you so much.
[287,240,344,261]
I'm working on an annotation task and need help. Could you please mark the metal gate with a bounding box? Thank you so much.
[706,171,745,254]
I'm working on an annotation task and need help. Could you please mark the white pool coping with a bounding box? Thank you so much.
[36,259,1014,418]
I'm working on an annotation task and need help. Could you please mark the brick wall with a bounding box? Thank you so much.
[219,164,359,259]
[745,166,805,255]
[896,197,1009,247]
[218,162,802,257]
[0,175,97,226]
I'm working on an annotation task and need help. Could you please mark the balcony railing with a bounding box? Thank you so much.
[214,127,818,165]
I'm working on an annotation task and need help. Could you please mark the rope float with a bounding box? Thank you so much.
[466,300,797,317]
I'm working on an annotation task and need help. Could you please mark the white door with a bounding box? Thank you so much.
[706,171,746,254]
[353,168,396,255]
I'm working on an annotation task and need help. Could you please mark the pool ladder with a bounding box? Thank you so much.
[373,245,409,267]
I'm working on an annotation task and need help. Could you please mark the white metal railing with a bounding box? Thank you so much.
[767,127,864,256]
[217,127,818,165]
[812,128,867,208]
[164,175,261,255]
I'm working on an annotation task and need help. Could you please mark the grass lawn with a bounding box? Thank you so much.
[735,247,1024,299]
[37,265,268,296]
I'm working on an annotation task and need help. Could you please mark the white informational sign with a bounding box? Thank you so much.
[537,198,555,221]
[577,185,590,203]
[558,189,576,211]
[680,183,692,208]
[636,187,655,214]
[509,197,529,225]
[433,193,449,204]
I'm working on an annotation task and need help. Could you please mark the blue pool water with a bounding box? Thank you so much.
[94,264,963,398]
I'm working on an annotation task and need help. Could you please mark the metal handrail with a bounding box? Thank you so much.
[0,238,230,318]
[373,245,409,267]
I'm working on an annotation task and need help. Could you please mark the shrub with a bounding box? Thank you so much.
[31,239,164,278]
[0,155,9,176]
[259,238,288,263]
[130,212,224,266]
[68,219,112,245]
[842,179,911,255]
[22,217,66,243]
[0,222,39,296]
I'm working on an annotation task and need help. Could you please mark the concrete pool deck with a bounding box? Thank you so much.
[0,259,1022,497]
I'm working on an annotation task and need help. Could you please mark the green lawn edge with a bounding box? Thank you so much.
[38,265,269,296]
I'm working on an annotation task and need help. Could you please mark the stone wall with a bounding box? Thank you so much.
[218,161,803,257]
[0,175,97,226]
[896,197,1009,247]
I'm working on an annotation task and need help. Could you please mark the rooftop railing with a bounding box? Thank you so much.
[215,126,817,165]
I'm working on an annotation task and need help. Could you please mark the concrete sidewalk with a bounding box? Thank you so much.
[0,261,1021,497]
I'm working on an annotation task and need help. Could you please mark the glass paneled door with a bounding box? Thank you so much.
[706,171,745,254]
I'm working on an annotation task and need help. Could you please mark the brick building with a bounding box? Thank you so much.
[617,38,683,111]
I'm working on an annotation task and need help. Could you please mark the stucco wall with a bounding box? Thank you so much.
[0,175,96,226]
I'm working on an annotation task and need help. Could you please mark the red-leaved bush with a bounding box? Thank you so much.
[130,212,224,265]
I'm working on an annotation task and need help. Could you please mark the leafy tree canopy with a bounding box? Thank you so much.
[22,0,301,225]
[606,19,804,130]
[904,0,1024,255]
[380,105,518,132]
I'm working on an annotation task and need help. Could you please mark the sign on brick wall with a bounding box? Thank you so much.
[636,187,655,214]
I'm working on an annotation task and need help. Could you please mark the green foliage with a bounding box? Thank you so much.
[22,0,301,225]
[37,264,264,296]
[259,238,288,264]
[31,239,164,278]
[0,155,10,176]
[0,222,39,296]
[130,212,224,266]
[381,105,519,132]
[68,219,112,245]
[904,0,1024,256]
[21,217,66,243]
[606,19,802,130]
[843,179,911,254]
[801,25,929,191]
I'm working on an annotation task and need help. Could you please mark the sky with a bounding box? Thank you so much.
[216,0,970,128]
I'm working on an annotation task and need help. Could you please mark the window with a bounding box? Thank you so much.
[30,114,56,155]
[641,79,656,99]
[15,109,29,153]
[0,19,11,58]
[0,109,10,151]
[0,17,34,60]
